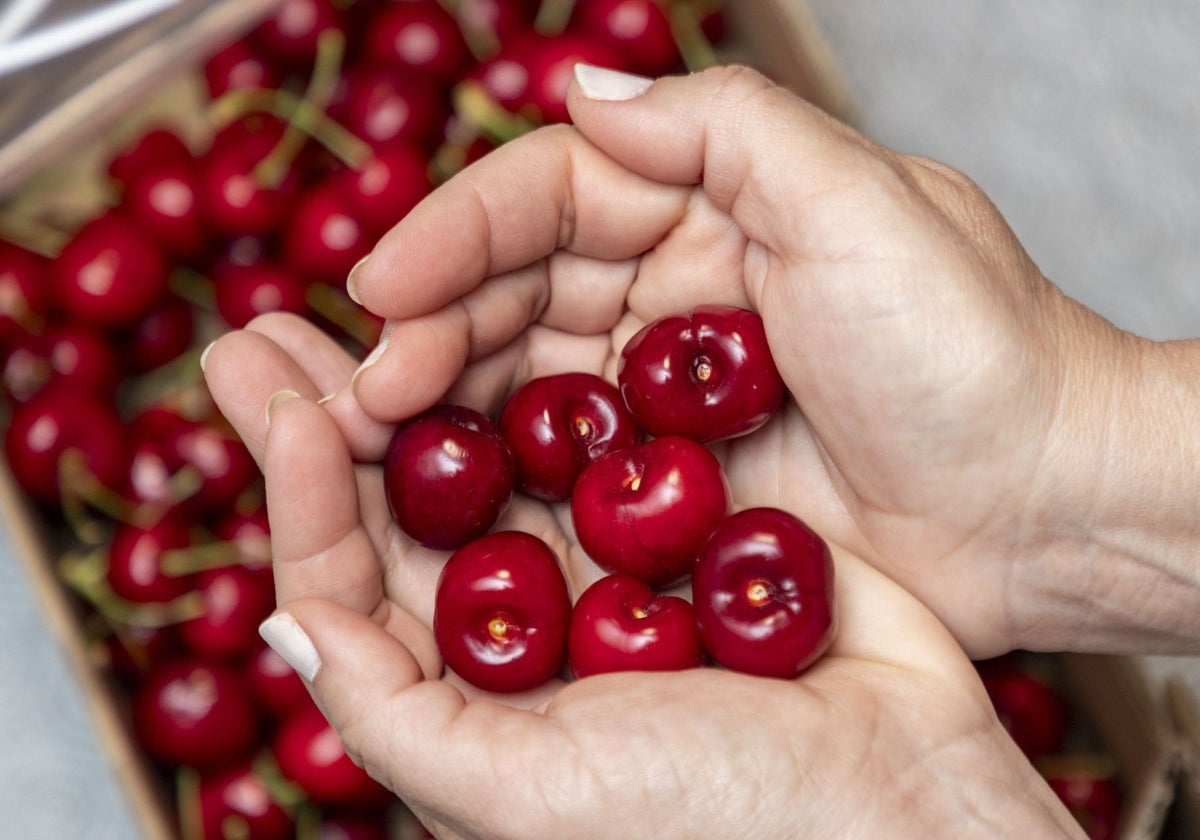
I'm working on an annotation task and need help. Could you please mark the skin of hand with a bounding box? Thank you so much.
[327,63,1200,660]
[204,315,1082,839]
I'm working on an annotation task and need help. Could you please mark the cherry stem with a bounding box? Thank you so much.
[306,282,385,348]
[58,448,129,544]
[169,265,216,310]
[221,815,251,840]
[122,345,208,418]
[452,80,539,145]
[58,548,207,627]
[533,0,577,35]
[160,539,254,576]
[251,752,309,812]
[176,766,204,840]
[669,0,719,71]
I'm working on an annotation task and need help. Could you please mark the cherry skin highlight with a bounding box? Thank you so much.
[434,531,571,693]
[692,507,836,678]
[499,372,641,502]
[568,574,703,678]
[383,404,516,550]
[618,305,785,442]
[570,435,728,588]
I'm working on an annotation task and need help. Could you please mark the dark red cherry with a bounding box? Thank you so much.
[51,211,169,328]
[455,0,538,46]
[0,239,49,348]
[331,67,447,152]
[41,322,121,396]
[178,564,276,660]
[212,504,272,570]
[163,417,259,515]
[105,516,196,604]
[618,305,785,442]
[273,702,392,807]
[102,623,176,686]
[362,0,471,85]
[692,507,836,679]
[1041,755,1122,840]
[198,761,294,840]
[573,0,680,76]
[316,813,393,840]
[383,404,516,550]
[106,127,192,186]
[333,145,432,236]
[203,37,282,98]
[2,387,125,505]
[120,161,208,260]
[244,639,311,718]
[214,260,310,328]
[434,531,571,693]
[200,125,301,238]
[120,293,195,373]
[568,574,703,678]
[131,657,258,770]
[282,183,373,283]
[571,436,728,588]
[977,658,1071,760]
[498,372,640,502]
[514,32,624,124]
[252,0,346,68]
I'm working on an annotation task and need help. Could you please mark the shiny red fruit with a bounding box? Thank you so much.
[105,516,196,604]
[571,436,728,588]
[51,211,168,328]
[273,703,392,807]
[121,162,207,260]
[203,37,281,98]
[198,761,294,840]
[2,387,125,505]
[178,564,276,660]
[244,639,310,718]
[455,0,537,44]
[568,574,702,678]
[977,658,1071,760]
[383,405,516,550]
[333,145,432,236]
[618,305,785,442]
[435,531,571,693]
[106,127,192,186]
[692,507,836,678]
[215,261,310,328]
[131,657,258,769]
[573,0,680,76]
[362,0,471,84]
[120,293,195,373]
[1041,755,1122,840]
[514,32,623,124]
[252,0,346,68]
[40,323,121,396]
[331,67,446,152]
[200,125,300,238]
[498,372,641,502]
[282,183,372,283]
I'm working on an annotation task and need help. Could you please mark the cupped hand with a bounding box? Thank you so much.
[203,317,1080,839]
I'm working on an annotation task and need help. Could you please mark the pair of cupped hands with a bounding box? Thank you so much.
[204,65,1194,839]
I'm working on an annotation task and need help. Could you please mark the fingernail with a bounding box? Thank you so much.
[346,254,370,305]
[351,326,391,388]
[199,340,216,373]
[259,612,321,682]
[574,63,653,101]
[316,393,335,406]
[265,389,301,429]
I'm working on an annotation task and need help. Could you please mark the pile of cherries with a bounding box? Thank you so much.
[0,0,730,837]
[384,304,837,693]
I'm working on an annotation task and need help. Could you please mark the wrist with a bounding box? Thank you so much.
[1014,316,1200,653]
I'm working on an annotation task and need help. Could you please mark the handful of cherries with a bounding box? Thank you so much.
[382,304,838,693]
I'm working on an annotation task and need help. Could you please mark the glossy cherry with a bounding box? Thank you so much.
[106,127,192,186]
[568,574,703,678]
[692,507,836,678]
[120,161,208,260]
[512,32,624,124]
[197,761,294,840]
[573,0,680,76]
[203,37,282,98]
[618,305,785,442]
[361,0,471,84]
[282,182,373,283]
[178,564,276,660]
[1041,755,1122,840]
[252,0,346,68]
[454,0,538,45]
[40,322,121,396]
[200,121,301,238]
[273,702,392,807]
[50,210,169,328]
[244,639,311,718]
[215,260,310,328]
[570,435,728,588]
[499,372,641,502]
[331,67,447,152]
[383,404,516,550]
[119,292,195,373]
[977,657,1071,760]
[333,144,432,236]
[2,387,126,505]
[434,530,571,693]
[105,516,197,604]
[131,657,258,769]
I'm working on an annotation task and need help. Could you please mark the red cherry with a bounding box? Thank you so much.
[120,161,208,260]
[41,322,121,396]
[213,504,273,569]
[434,531,571,693]
[362,0,471,84]
[455,0,538,45]
[570,436,728,588]
[120,293,196,373]
[977,658,1071,760]
[106,127,192,186]
[252,0,346,68]
[105,516,196,604]
[131,657,259,769]
[215,260,310,328]
[513,32,624,124]
[244,639,311,718]
[203,37,282,98]
[178,565,276,660]
[619,305,785,442]
[102,623,176,686]
[331,67,447,152]
[332,145,432,236]
[0,239,49,348]
[200,123,301,238]
[273,702,392,807]
[692,507,836,678]
[316,813,392,840]
[2,387,125,505]
[164,417,259,515]
[282,183,373,283]
[1041,755,1122,840]
[198,761,294,840]
[499,372,641,502]
[51,211,169,328]
[572,0,680,76]
[383,404,516,550]
[568,574,702,678]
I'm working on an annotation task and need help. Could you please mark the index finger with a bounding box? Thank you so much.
[348,123,691,321]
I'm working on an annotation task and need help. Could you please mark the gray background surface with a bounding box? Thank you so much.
[2,2,1199,837]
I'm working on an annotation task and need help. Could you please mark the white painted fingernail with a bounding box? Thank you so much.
[351,329,390,387]
[259,613,321,682]
[199,340,216,373]
[574,63,653,101]
[265,389,301,429]
[346,254,370,304]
